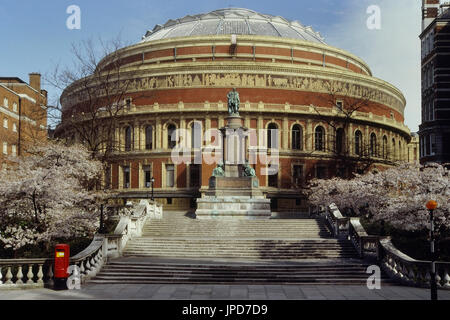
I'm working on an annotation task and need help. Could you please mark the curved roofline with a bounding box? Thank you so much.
[97,34,372,76]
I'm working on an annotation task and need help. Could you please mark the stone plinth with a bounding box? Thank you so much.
[195,113,271,219]
[196,196,271,220]
[196,176,271,219]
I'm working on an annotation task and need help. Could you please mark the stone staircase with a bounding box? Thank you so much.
[91,211,392,285]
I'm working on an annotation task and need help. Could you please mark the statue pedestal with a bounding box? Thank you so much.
[195,113,271,220]
[196,176,271,219]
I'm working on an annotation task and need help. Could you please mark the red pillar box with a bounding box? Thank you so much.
[54,244,70,289]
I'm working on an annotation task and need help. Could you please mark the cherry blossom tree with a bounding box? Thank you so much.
[306,163,450,232]
[0,141,105,251]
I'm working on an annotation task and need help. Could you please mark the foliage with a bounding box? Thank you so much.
[306,163,450,233]
[0,141,105,251]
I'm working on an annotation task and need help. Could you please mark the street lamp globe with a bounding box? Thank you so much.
[426,200,438,211]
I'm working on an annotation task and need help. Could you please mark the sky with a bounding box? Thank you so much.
[0,0,423,131]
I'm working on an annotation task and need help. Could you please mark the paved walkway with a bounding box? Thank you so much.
[1,283,449,300]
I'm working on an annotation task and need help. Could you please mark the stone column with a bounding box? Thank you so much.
[348,123,353,155]
[115,126,122,152]
[156,119,162,149]
[180,117,186,148]
[306,119,312,151]
[282,117,288,150]
[134,121,140,151]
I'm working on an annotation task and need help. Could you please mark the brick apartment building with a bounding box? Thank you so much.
[0,73,48,168]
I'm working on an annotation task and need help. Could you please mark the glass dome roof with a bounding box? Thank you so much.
[140,8,326,44]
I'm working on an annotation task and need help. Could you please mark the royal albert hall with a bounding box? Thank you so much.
[57,8,416,211]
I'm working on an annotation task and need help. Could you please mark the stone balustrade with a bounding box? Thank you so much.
[348,217,379,258]
[325,203,349,239]
[326,203,450,290]
[0,199,162,289]
[379,237,450,289]
[0,259,54,289]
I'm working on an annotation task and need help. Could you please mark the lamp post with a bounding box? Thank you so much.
[151,177,155,201]
[426,200,438,301]
[99,203,105,234]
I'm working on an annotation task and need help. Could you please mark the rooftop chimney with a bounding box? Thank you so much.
[422,0,441,31]
[29,73,41,92]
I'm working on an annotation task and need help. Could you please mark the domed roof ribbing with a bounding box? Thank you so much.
[140,8,326,44]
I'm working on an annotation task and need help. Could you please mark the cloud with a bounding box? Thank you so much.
[324,0,422,132]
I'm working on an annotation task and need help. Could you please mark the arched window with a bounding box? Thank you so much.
[399,141,402,160]
[336,128,345,154]
[315,126,325,151]
[292,124,303,150]
[167,124,176,149]
[370,133,377,157]
[145,125,153,150]
[124,126,132,151]
[392,138,396,160]
[191,121,202,149]
[267,123,278,149]
[382,136,388,159]
[354,130,362,156]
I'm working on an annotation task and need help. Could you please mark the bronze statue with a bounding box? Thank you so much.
[243,161,256,177]
[227,88,240,115]
[212,163,225,177]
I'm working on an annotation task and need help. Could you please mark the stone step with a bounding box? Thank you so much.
[91,260,393,285]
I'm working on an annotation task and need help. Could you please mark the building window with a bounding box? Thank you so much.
[166,164,175,187]
[123,166,130,188]
[124,126,132,151]
[12,103,17,112]
[3,98,8,108]
[12,123,17,132]
[430,134,437,155]
[429,101,434,121]
[370,133,377,157]
[354,130,363,156]
[293,165,303,187]
[145,125,153,150]
[267,123,278,149]
[11,145,16,156]
[392,138,396,160]
[335,128,345,154]
[315,126,325,151]
[3,118,7,129]
[2,142,7,155]
[315,166,327,179]
[189,164,201,188]
[383,136,388,159]
[336,100,343,110]
[268,172,278,188]
[292,124,302,150]
[143,165,152,188]
[167,124,176,149]
[167,198,173,205]
[191,121,202,149]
